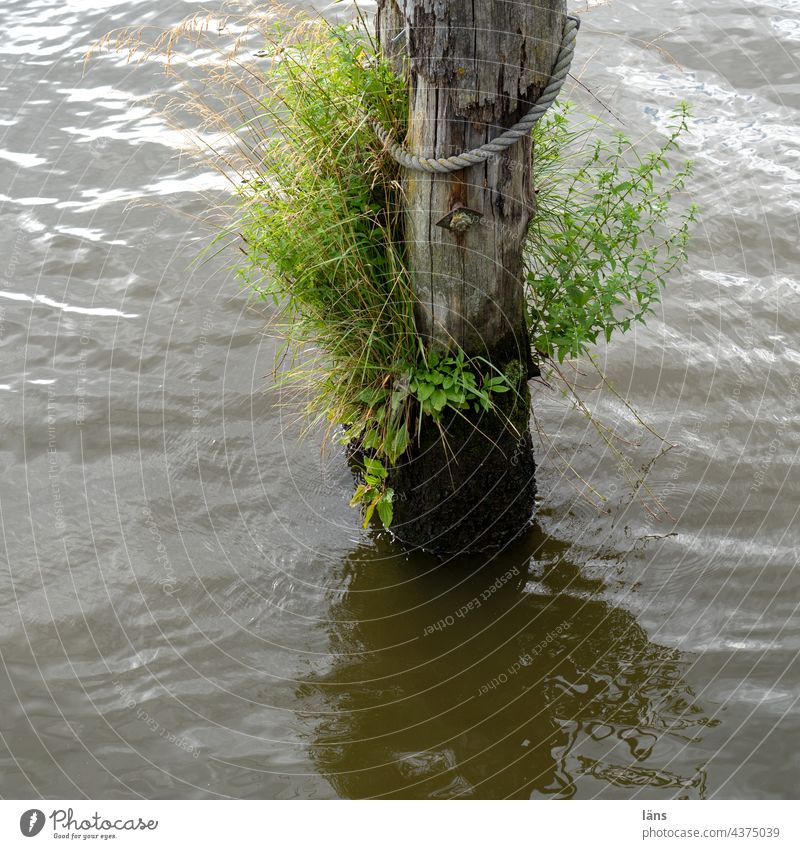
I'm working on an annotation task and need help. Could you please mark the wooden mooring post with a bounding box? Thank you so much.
[377,0,568,553]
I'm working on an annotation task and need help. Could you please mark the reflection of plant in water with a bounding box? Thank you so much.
[297,533,719,799]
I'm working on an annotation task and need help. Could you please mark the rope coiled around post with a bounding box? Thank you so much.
[372,14,580,174]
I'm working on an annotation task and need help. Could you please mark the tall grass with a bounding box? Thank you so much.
[232,17,417,456]
[95,5,417,467]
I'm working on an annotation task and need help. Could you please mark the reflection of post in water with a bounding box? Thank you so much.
[297,531,719,799]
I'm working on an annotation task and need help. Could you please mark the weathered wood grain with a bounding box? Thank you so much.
[378,0,567,361]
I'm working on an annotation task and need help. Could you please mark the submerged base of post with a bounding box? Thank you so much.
[388,377,536,555]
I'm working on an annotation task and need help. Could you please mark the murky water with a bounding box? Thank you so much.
[1,0,798,799]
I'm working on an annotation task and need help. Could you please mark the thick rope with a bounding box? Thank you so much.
[373,15,580,174]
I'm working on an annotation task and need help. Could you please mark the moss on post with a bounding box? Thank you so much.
[388,361,536,553]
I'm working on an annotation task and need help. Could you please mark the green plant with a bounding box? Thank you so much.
[97,9,697,527]
[408,349,512,421]
[346,347,517,485]
[350,456,394,529]
[526,102,697,364]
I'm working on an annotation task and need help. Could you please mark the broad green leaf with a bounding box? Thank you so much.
[376,490,394,527]
[416,382,435,401]
[431,388,448,412]
[364,456,386,479]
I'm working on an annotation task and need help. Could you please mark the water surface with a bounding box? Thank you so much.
[0,0,798,799]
